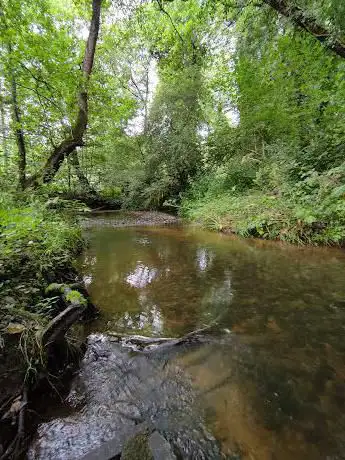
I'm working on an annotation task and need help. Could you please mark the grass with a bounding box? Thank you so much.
[180,189,345,245]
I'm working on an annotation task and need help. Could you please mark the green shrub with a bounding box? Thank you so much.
[0,199,83,279]
[181,163,345,245]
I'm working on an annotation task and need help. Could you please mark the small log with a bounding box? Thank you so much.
[108,322,220,353]
[41,304,85,348]
[45,282,98,319]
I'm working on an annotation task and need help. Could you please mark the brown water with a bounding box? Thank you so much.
[79,214,345,460]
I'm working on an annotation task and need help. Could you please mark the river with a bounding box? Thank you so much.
[29,212,345,459]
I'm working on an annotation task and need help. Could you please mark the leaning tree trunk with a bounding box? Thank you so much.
[25,0,102,188]
[263,0,345,59]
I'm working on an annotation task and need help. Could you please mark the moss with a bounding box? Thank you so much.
[45,283,65,295]
[121,431,153,460]
[65,290,87,307]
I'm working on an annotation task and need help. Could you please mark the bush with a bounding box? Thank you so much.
[0,197,83,283]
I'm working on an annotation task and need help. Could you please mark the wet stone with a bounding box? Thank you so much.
[28,334,223,460]
[148,431,176,460]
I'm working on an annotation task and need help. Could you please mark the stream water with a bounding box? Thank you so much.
[30,212,345,459]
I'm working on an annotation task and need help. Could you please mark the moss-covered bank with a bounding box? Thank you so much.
[0,196,92,458]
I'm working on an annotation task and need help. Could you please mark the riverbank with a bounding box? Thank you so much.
[82,210,179,229]
[0,196,92,458]
[180,188,345,246]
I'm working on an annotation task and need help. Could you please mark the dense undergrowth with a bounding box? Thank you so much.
[0,194,85,386]
[0,193,90,458]
[181,161,345,245]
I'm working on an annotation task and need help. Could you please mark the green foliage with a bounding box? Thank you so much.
[0,196,82,279]
[180,0,345,245]
[1,0,345,245]
[0,194,83,383]
[65,289,87,306]
[182,158,345,245]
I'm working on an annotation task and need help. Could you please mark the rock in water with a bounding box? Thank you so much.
[148,431,176,460]
[28,334,223,460]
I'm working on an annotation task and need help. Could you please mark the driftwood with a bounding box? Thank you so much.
[107,322,220,353]
[41,281,96,348]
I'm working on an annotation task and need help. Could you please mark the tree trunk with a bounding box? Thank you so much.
[25,0,102,188]
[8,59,27,190]
[0,78,8,169]
[70,151,94,193]
[263,0,345,59]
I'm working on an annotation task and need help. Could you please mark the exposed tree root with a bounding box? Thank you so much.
[0,387,28,460]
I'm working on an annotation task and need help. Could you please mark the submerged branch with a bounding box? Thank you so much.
[108,321,221,352]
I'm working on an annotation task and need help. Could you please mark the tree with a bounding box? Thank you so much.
[8,45,27,190]
[263,0,345,59]
[26,0,102,187]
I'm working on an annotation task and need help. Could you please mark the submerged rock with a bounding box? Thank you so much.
[148,431,176,460]
[28,334,224,460]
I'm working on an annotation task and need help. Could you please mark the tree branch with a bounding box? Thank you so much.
[155,0,185,45]
[263,0,345,59]
[25,0,102,188]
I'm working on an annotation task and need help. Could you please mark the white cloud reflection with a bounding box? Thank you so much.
[196,248,215,272]
[126,263,157,288]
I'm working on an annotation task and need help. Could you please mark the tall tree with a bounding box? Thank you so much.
[26,0,102,187]
[0,76,9,169]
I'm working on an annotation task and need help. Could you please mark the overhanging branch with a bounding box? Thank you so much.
[263,0,345,59]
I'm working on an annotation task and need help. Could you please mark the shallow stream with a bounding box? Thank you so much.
[30,212,345,459]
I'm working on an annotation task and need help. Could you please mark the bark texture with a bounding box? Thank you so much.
[9,63,27,190]
[26,0,102,188]
[263,0,345,59]
[0,79,8,168]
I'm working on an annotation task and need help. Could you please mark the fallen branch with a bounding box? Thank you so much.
[108,321,220,353]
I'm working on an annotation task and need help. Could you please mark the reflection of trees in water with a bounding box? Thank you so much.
[82,228,235,335]
[126,264,158,288]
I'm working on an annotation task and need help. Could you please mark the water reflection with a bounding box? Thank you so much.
[196,247,214,272]
[126,263,158,288]
[81,227,233,336]
[80,222,345,459]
